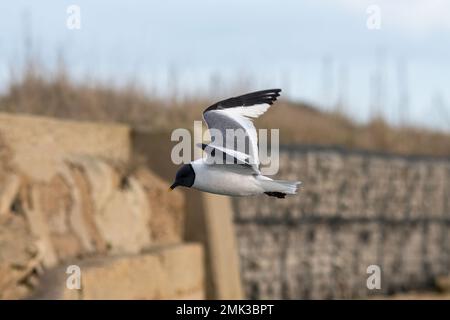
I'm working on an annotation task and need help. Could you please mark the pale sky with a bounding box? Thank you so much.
[0,0,449,131]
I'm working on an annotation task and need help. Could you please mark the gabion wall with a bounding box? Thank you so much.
[233,146,450,299]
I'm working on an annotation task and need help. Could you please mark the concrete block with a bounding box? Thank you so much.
[31,243,204,300]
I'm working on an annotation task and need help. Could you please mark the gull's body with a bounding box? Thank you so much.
[170,89,301,198]
[190,158,264,196]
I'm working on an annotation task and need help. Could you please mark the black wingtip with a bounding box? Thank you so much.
[205,88,283,113]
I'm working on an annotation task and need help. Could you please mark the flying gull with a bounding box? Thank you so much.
[169,89,301,198]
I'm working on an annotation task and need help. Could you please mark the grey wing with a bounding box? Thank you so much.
[202,89,281,170]
[202,110,252,153]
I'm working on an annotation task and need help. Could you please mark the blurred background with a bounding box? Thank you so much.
[0,0,449,300]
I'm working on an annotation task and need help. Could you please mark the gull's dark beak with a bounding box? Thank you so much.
[169,182,178,191]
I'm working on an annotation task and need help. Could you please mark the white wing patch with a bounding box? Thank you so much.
[215,103,270,167]
[225,104,271,119]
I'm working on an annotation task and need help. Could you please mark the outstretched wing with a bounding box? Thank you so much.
[202,89,281,171]
[196,143,260,174]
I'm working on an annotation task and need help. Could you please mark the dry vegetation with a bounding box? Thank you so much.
[1,65,450,157]
[258,104,450,157]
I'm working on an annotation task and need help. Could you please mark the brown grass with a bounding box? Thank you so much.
[258,103,450,157]
[1,65,450,157]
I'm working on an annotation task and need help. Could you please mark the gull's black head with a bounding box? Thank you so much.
[170,164,195,190]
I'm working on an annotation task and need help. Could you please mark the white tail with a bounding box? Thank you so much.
[257,176,301,195]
